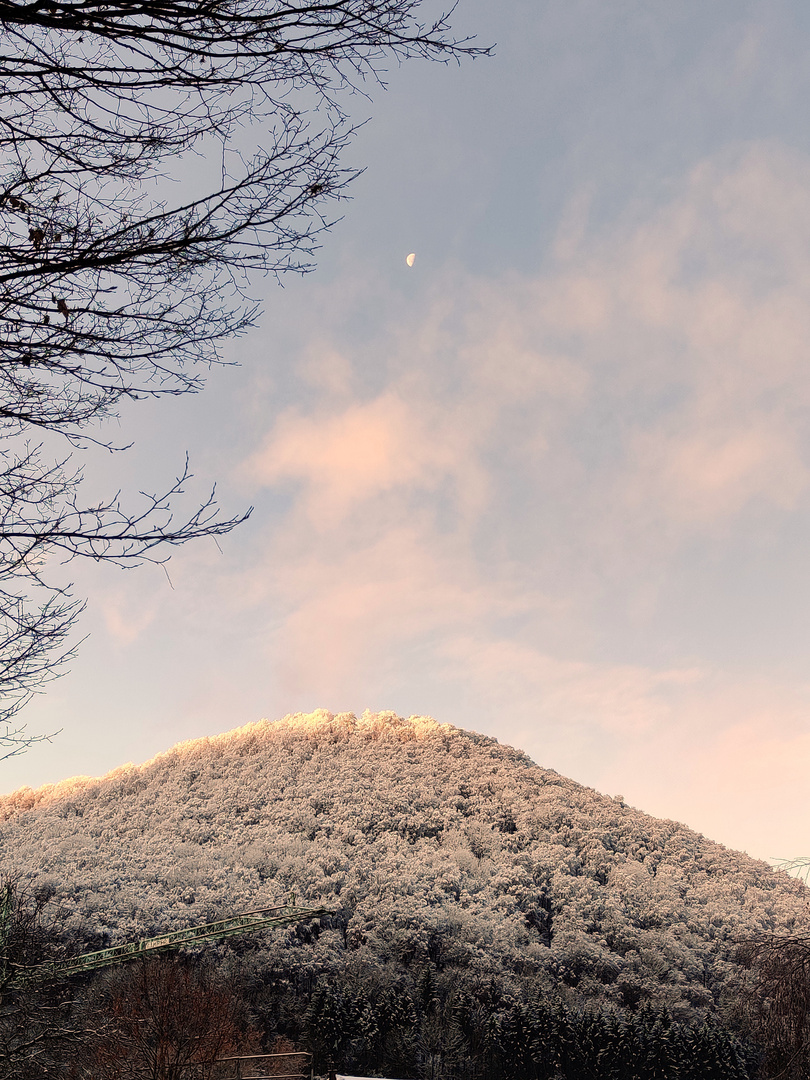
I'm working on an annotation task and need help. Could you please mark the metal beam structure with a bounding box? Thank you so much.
[217,1051,313,1080]
[8,902,328,987]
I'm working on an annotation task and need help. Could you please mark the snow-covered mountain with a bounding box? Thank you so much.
[1,710,807,1023]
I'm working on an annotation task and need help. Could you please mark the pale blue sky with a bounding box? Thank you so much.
[6,0,810,864]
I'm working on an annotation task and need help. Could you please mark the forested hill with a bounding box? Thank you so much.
[1,710,808,1025]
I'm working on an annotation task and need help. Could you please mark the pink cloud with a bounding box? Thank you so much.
[260,522,545,700]
[624,424,808,526]
[437,634,703,737]
[100,588,160,647]
[242,391,487,526]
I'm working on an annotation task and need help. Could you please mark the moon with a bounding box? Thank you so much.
[406,252,416,267]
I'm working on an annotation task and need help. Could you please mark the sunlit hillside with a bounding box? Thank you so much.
[1,710,807,1026]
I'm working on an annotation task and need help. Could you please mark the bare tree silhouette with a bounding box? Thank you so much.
[737,931,810,1080]
[0,0,486,754]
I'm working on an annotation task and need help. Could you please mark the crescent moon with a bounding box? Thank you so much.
[406,252,416,267]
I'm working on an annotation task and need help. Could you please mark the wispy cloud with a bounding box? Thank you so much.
[242,391,489,527]
[100,587,161,647]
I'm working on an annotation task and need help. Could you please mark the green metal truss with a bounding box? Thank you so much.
[6,901,328,987]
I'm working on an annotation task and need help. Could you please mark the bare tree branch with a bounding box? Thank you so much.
[0,0,485,758]
[736,932,810,1080]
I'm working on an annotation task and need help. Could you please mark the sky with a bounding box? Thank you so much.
[4,0,810,866]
